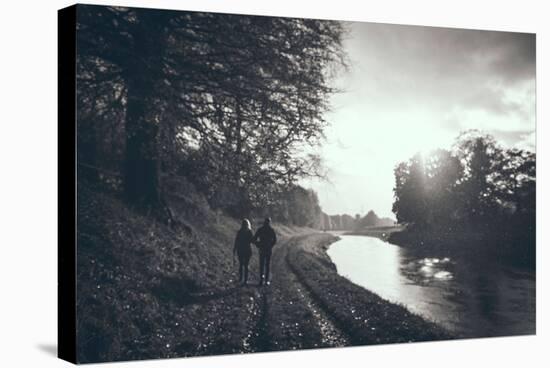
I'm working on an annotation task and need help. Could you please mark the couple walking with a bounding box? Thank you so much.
[233,217,277,286]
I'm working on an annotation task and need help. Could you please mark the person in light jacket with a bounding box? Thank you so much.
[233,219,254,285]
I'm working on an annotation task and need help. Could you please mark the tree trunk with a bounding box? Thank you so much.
[124,82,160,206]
[123,16,165,207]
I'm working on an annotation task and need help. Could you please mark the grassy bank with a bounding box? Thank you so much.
[286,233,453,345]
[76,180,304,363]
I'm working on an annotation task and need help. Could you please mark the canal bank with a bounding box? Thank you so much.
[284,233,453,345]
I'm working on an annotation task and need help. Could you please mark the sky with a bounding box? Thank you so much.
[302,22,536,219]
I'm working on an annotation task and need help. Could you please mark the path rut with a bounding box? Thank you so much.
[247,234,350,352]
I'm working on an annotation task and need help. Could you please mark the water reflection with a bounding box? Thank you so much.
[402,257,454,282]
[327,235,535,337]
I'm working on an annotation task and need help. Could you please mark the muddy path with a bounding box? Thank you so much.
[248,233,350,352]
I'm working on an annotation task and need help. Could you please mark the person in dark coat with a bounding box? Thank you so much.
[233,219,254,285]
[252,217,277,286]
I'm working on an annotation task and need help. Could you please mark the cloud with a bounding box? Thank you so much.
[513,131,536,151]
[343,22,535,119]
[459,84,531,120]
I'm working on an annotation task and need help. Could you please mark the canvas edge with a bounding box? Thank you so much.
[58,4,77,365]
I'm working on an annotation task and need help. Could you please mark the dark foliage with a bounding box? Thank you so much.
[391,130,535,268]
[76,5,346,219]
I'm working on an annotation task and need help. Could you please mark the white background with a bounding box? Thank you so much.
[0,0,547,366]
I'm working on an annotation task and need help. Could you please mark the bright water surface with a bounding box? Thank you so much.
[327,235,535,337]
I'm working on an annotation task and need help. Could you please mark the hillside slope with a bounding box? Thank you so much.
[76,179,302,362]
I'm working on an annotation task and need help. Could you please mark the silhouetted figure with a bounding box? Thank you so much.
[234,219,254,285]
[253,217,277,286]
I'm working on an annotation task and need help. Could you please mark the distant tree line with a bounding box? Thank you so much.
[391,130,535,267]
[76,5,346,224]
[318,210,395,231]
